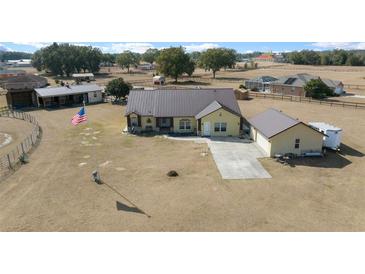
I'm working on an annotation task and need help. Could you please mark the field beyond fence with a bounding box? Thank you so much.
[248,92,365,109]
[0,107,42,180]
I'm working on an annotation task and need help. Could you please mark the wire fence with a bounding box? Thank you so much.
[248,91,365,110]
[0,107,42,180]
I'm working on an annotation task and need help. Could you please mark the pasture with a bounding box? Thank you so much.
[0,99,364,231]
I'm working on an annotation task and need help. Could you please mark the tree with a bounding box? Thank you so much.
[346,53,364,66]
[105,78,132,102]
[199,48,237,78]
[304,78,333,99]
[117,51,140,73]
[31,42,102,76]
[156,47,195,82]
[142,48,160,64]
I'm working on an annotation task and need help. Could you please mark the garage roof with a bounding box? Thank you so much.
[35,84,102,98]
[248,108,301,139]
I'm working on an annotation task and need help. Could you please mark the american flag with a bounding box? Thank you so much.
[71,107,88,125]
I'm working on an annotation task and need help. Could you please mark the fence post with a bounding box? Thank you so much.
[21,142,25,154]
[7,154,12,169]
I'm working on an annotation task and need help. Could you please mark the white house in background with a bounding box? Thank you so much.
[72,73,95,81]
[138,63,155,70]
[153,75,165,85]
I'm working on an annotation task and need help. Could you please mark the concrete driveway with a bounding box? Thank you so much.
[166,136,271,179]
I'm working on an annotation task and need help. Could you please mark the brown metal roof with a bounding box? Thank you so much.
[125,88,242,118]
[248,108,301,139]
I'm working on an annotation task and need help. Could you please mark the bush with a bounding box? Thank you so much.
[304,79,333,99]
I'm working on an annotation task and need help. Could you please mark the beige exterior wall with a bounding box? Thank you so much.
[141,116,156,130]
[200,108,240,137]
[256,131,271,156]
[173,117,197,133]
[270,123,323,156]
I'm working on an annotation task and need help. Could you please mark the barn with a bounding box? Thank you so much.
[1,74,48,108]
[34,84,103,107]
[248,108,324,157]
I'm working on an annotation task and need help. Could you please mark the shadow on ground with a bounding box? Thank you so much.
[286,150,351,169]
[116,201,145,215]
[339,143,364,157]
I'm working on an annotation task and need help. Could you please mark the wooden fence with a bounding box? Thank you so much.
[248,92,365,109]
[0,107,42,180]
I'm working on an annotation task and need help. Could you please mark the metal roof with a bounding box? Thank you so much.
[195,101,222,119]
[309,122,342,131]
[35,84,102,98]
[246,75,278,83]
[72,73,94,77]
[125,88,242,118]
[248,108,301,139]
[271,73,342,88]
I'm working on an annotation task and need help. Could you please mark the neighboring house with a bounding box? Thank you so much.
[1,74,48,108]
[6,59,32,67]
[72,73,95,82]
[0,69,26,79]
[138,63,155,70]
[35,84,103,107]
[153,75,165,85]
[254,53,274,62]
[248,108,324,157]
[125,88,243,137]
[245,76,278,92]
[270,73,344,96]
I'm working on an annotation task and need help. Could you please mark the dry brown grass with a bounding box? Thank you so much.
[0,99,364,231]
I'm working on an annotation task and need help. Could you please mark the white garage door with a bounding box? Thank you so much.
[256,132,271,156]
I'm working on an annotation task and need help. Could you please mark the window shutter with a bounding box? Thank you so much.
[137,115,141,127]
[198,119,201,131]
[156,118,160,127]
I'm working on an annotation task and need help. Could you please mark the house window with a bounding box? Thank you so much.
[214,122,227,132]
[179,119,191,130]
[291,87,295,92]
[295,138,300,149]
[93,92,97,98]
[130,116,138,127]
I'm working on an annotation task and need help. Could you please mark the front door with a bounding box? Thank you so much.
[203,122,211,136]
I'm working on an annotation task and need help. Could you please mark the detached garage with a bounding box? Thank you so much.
[248,108,324,157]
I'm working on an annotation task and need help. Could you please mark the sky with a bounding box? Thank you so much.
[1,42,365,54]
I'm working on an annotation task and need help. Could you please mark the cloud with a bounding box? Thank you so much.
[183,43,219,52]
[106,43,155,53]
[0,43,12,51]
[16,42,52,49]
[311,42,365,50]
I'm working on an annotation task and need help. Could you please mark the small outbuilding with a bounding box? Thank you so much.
[248,108,324,157]
[35,84,103,107]
[1,74,48,108]
[153,75,165,85]
[72,73,95,82]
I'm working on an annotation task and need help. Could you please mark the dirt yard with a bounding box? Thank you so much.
[0,117,34,155]
[0,99,364,231]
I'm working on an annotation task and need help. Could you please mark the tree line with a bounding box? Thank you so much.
[31,43,103,76]
[0,51,32,62]
[284,49,365,66]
